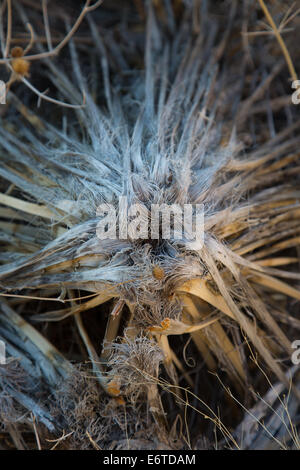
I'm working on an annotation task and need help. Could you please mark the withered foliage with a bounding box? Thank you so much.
[0,0,299,449]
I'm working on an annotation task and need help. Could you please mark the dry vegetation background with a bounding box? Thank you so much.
[0,0,299,450]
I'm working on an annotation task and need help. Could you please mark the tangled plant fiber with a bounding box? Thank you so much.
[0,0,299,449]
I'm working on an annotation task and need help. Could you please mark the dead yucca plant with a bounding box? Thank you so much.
[0,0,300,449]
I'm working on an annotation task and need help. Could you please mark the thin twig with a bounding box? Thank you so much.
[42,0,52,51]
[46,431,74,450]
[0,0,103,63]
[23,22,35,55]
[31,413,42,450]
[21,76,86,108]
[86,430,102,450]
[257,0,298,83]
[4,0,12,59]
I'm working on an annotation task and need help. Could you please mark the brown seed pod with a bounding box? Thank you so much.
[152,264,165,280]
[12,58,30,77]
[10,46,30,77]
[11,46,24,58]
